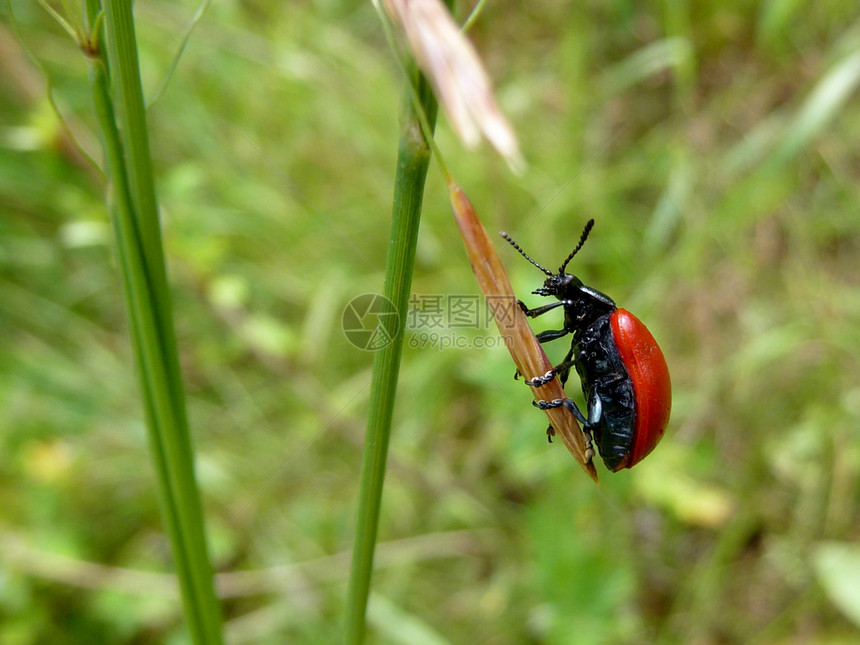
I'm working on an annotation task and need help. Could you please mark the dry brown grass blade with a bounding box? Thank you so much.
[446,179,599,483]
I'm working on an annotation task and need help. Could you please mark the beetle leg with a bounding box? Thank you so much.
[518,300,571,319]
[525,360,573,387]
[525,368,555,387]
[534,350,575,387]
[535,329,569,343]
[546,424,555,443]
[524,348,575,387]
[533,397,566,410]
[533,398,596,462]
[570,395,598,463]
[557,348,574,387]
[558,398,586,423]
[578,393,604,463]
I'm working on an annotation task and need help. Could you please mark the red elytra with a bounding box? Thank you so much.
[610,309,672,469]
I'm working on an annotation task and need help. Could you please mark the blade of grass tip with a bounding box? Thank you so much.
[36,0,80,41]
[460,0,488,33]
[147,0,212,108]
[87,1,224,643]
[344,64,440,645]
[9,0,102,173]
[446,179,598,483]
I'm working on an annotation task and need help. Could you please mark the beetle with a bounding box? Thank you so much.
[500,220,671,471]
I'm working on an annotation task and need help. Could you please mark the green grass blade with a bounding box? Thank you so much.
[772,47,860,164]
[344,68,439,645]
[86,1,224,643]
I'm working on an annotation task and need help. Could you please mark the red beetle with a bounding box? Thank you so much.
[501,220,671,470]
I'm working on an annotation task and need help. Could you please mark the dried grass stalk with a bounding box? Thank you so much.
[447,180,599,483]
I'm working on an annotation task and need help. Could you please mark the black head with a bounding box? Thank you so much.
[500,219,595,299]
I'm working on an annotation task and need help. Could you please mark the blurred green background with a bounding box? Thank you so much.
[3,0,860,643]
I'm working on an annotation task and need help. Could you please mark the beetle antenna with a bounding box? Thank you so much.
[559,219,595,274]
[500,232,553,277]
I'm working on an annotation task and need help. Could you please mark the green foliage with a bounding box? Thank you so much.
[3,0,860,643]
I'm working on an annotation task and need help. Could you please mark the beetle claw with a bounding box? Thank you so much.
[533,398,565,410]
[526,369,555,387]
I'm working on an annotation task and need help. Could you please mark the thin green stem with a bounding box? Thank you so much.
[86,1,223,643]
[461,0,487,32]
[37,0,81,41]
[343,67,439,645]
